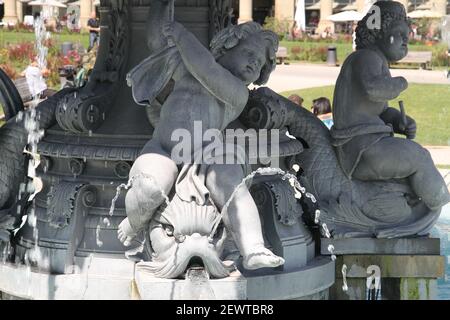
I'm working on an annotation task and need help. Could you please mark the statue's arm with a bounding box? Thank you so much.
[146,0,174,53]
[356,51,408,102]
[167,22,249,109]
[380,106,417,139]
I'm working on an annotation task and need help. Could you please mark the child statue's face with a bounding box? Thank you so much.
[217,35,269,85]
[378,20,409,62]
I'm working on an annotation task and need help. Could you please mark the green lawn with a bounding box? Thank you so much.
[280,40,449,69]
[280,40,353,65]
[281,83,450,146]
[0,30,89,50]
[2,84,447,146]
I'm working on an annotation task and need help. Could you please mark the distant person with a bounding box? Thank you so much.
[67,10,77,30]
[21,58,55,99]
[447,49,450,79]
[312,97,333,129]
[267,5,275,18]
[288,94,304,108]
[410,23,418,39]
[290,21,302,40]
[321,26,331,39]
[87,11,100,51]
[309,13,319,27]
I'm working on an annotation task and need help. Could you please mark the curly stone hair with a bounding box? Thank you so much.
[355,1,410,50]
[210,22,279,85]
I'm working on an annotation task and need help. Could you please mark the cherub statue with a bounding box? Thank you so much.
[117,0,284,271]
[330,1,449,212]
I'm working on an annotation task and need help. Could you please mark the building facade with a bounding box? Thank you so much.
[1,0,96,29]
[1,0,449,31]
[235,0,449,32]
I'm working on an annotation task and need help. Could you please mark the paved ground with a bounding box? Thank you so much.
[264,63,450,166]
[427,146,450,166]
[266,63,450,93]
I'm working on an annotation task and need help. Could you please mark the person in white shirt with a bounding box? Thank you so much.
[21,59,54,99]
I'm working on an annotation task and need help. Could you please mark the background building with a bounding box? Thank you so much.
[0,0,98,28]
[233,0,449,33]
[0,0,449,32]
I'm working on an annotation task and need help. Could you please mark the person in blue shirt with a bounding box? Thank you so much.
[312,97,333,129]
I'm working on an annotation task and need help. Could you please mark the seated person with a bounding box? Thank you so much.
[312,97,333,129]
[288,94,304,108]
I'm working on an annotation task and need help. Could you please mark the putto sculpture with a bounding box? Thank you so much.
[121,0,284,278]
[251,1,450,238]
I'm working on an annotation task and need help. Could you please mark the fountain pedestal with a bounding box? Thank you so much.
[0,255,334,300]
[322,238,445,300]
[135,256,335,300]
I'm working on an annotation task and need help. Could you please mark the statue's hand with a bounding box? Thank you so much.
[162,21,175,40]
[398,114,417,140]
[394,76,408,92]
[162,21,183,44]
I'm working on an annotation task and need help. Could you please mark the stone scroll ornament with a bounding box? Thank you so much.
[209,0,233,41]
[244,2,450,239]
[56,0,130,134]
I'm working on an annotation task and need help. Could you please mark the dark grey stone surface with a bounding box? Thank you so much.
[335,255,445,278]
[321,238,441,255]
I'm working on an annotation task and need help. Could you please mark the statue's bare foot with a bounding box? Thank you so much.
[118,218,137,247]
[243,247,285,270]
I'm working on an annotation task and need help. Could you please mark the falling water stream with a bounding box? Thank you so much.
[181,266,216,300]
[7,8,53,297]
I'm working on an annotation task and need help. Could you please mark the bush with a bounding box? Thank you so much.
[432,46,449,67]
[263,17,291,41]
[289,45,328,62]
[8,42,35,62]
[0,64,18,79]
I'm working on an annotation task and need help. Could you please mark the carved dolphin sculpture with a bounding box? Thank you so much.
[137,194,231,279]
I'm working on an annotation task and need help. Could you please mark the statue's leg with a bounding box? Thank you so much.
[353,137,450,210]
[118,151,178,246]
[206,164,285,270]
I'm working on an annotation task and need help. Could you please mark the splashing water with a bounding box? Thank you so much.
[209,168,305,238]
[95,224,103,248]
[12,7,53,277]
[103,217,111,227]
[314,209,321,224]
[181,267,216,300]
[209,166,335,260]
[322,223,331,238]
[341,264,349,291]
[305,192,317,203]
[327,244,336,261]
[109,173,171,217]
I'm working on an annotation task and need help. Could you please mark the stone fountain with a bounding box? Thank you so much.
[0,0,334,300]
[0,0,447,300]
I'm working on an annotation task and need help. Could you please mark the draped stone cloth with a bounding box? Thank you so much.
[330,124,393,179]
[175,144,251,207]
